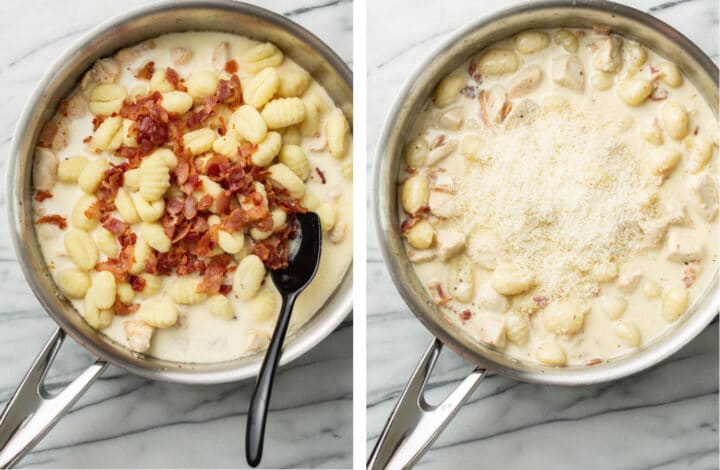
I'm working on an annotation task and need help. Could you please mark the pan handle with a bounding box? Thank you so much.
[367,338,486,470]
[0,327,107,468]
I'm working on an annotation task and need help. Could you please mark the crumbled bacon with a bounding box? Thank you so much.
[135,61,155,80]
[400,215,422,233]
[37,121,58,148]
[120,92,171,155]
[165,67,187,91]
[197,254,232,294]
[197,194,214,211]
[216,75,242,107]
[252,225,293,270]
[467,61,482,83]
[429,282,451,305]
[225,60,238,74]
[533,296,549,310]
[112,299,139,316]
[682,262,699,288]
[460,310,472,321]
[95,244,135,282]
[92,116,105,131]
[585,358,603,366]
[460,86,476,98]
[183,196,198,220]
[186,96,218,129]
[102,217,128,235]
[36,214,66,229]
[650,83,668,102]
[130,275,146,291]
[34,190,53,202]
[315,167,326,184]
[693,126,699,136]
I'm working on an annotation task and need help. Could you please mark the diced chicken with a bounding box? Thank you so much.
[171,47,193,65]
[245,331,270,353]
[466,229,499,270]
[618,269,642,292]
[436,228,465,261]
[551,55,585,91]
[474,282,509,313]
[32,147,58,191]
[664,201,691,226]
[479,86,509,125]
[428,190,456,218]
[426,137,458,166]
[407,248,436,263]
[687,172,718,222]
[472,315,506,347]
[508,65,543,98]
[664,229,704,263]
[503,99,541,129]
[212,42,230,71]
[329,222,346,243]
[65,94,87,118]
[639,217,669,248]
[123,320,154,354]
[437,107,464,130]
[592,37,623,73]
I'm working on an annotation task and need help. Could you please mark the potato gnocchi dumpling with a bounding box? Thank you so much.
[32,31,352,364]
[398,26,718,367]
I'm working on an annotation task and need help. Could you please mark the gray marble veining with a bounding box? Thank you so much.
[0,0,352,468]
[366,0,719,468]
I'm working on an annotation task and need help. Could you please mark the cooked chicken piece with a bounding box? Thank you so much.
[664,229,704,263]
[508,65,543,98]
[123,320,155,353]
[428,190,456,218]
[436,228,465,261]
[171,47,193,65]
[479,86,509,125]
[474,282,509,313]
[32,147,58,191]
[503,99,541,129]
[593,37,623,73]
[407,248,436,263]
[551,54,585,91]
[473,315,506,347]
[687,172,718,222]
[664,201,691,226]
[618,269,642,292]
[437,107,464,130]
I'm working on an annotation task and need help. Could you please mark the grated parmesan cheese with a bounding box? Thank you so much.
[452,105,654,299]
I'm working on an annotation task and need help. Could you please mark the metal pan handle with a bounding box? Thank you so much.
[0,327,107,468]
[367,338,486,470]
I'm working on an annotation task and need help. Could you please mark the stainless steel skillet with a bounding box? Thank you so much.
[1,1,353,467]
[370,1,719,468]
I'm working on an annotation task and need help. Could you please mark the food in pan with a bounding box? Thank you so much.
[32,32,352,363]
[398,26,718,366]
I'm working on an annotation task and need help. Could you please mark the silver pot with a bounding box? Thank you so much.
[370,1,718,468]
[1,1,352,467]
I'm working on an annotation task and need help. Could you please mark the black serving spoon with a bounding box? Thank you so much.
[245,211,322,467]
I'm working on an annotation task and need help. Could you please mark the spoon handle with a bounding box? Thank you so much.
[246,291,299,467]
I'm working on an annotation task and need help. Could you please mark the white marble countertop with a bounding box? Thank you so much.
[0,0,352,468]
[366,0,719,469]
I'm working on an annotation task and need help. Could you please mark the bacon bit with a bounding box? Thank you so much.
[460,86,476,98]
[112,299,139,316]
[83,136,92,144]
[252,225,293,270]
[37,121,58,148]
[59,100,69,117]
[467,61,482,83]
[592,23,611,35]
[119,231,137,247]
[460,310,472,321]
[183,196,198,219]
[315,167,326,184]
[429,282,451,305]
[102,217,128,235]
[91,115,105,131]
[649,65,659,75]
[219,284,233,295]
[197,194,214,211]
[186,96,218,129]
[400,215,422,234]
[165,67,187,91]
[650,82,668,102]
[216,75,242,107]
[197,254,232,294]
[429,134,446,151]
[36,214,67,229]
[135,61,155,80]
[121,92,171,155]
[682,262,699,288]
[585,358,603,366]
[95,244,135,282]
[115,145,141,166]
[533,296,549,310]
[693,126,699,136]
[34,190,53,202]
[224,60,238,74]
[130,275,146,291]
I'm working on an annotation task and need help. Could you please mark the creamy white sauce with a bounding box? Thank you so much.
[400,28,718,366]
[34,32,352,364]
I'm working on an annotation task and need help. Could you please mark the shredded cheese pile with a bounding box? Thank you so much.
[454,106,652,298]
